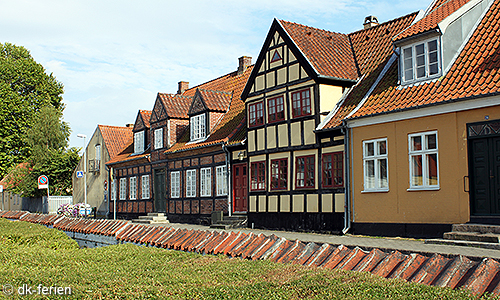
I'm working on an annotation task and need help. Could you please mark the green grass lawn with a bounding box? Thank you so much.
[0,218,494,299]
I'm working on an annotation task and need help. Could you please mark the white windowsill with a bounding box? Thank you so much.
[407,186,440,192]
[361,189,389,193]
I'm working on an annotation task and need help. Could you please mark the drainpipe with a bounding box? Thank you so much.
[342,120,351,235]
[222,143,232,217]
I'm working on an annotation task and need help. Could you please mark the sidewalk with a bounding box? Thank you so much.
[152,222,500,260]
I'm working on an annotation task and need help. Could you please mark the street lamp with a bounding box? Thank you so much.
[77,134,87,216]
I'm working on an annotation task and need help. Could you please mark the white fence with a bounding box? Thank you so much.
[47,196,72,214]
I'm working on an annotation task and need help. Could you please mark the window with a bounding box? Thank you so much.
[323,152,343,188]
[271,50,282,63]
[292,89,311,117]
[141,175,150,199]
[296,155,315,189]
[216,165,228,196]
[409,131,439,189]
[186,169,196,197]
[171,171,180,198]
[154,128,163,149]
[119,178,126,200]
[190,114,206,141]
[363,138,388,191]
[200,167,211,197]
[129,177,137,200]
[111,179,117,201]
[248,101,264,127]
[268,96,285,123]
[251,161,266,190]
[134,131,145,153]
[95,144,101,171]
[401,38,440,83]
[271,158,288,190]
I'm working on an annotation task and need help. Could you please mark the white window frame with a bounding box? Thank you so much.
[216,165,228,196]
[190,114,206,141]
[408,131,439,190]
[129,177,137,200]
[401,37,441,84]
[186,169,196,198]
[200,167,212,197]
[171,171,180,198]
[141,175,150,199]
[134,131,145,154]
[154,128,163,150]
[363,138,389,192]
[111,179,117,201]
[119,178,126,200]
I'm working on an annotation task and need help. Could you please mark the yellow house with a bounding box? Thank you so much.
[323,0,498,237]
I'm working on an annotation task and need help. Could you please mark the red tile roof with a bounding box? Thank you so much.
[165,66,253,154]
[322,13,418,129]
[278,20,358,81]
[98,125,133,159]
[343,0,499,121]
[105,136,150,166]
[157,93,192,119]
[394,0,471,42]
[139,110,152,129]
[197,89,232,112]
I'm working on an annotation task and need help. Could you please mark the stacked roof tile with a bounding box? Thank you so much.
[4,210,500,297]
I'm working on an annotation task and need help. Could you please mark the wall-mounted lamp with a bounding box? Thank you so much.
[237,151,246,161]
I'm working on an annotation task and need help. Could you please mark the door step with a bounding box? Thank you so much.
[132,213,169,224]
[210,215,247,230]
[425,223,500,249]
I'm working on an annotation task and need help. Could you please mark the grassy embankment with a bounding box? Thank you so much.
[0,218,493,299]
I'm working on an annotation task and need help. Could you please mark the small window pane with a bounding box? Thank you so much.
[417,66,426,78]
[378,140,387,155]
[428,40,437,52]
[411,155,423,186]
[427,153,438,186]
[412,136,422,151]
[426,134,437,150]
[379,158,388,188]
[366,142,374,156]
[416,44,425,55]
[366,160,375,189]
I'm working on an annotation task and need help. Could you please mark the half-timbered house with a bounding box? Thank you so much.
[241,14,418,232]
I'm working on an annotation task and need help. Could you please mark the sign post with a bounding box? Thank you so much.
[38,175,50,201]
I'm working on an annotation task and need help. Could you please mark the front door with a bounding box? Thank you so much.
[469,120,500,216]
[233,163,248,213]
[154,170,166,212]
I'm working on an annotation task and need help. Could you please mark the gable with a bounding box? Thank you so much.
[244,21,311,98]
[189,93,207,115]
[150,96,168,123]
[133,112,146,132]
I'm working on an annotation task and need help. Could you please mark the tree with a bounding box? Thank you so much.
[7,106,80,197]
[0,42,64,178]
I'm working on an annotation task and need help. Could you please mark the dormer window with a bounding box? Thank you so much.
[190,113,206,141]
[154,128,163,149]
[401,38,441,84]
[134,131,144,153]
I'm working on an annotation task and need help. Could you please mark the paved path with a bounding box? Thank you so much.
[151,222,500,260]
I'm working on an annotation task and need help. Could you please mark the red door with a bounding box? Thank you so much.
[233,163,248,213]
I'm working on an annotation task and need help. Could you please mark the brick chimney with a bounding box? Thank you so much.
[237,56,252,75]
[363,16,379,29]
[177,81,189,94]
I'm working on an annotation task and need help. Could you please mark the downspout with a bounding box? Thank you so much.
[222,143,232,217]
[341,120,351,234]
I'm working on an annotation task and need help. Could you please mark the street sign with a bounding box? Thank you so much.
[38,175,49,189]
[76,171,84,178]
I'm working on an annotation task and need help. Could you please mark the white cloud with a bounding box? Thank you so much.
[0,0,423,148]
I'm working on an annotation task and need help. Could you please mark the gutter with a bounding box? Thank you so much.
[341,120,351,235]
[222,143,232,217]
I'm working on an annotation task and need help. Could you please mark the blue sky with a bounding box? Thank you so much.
[0,0,426,149]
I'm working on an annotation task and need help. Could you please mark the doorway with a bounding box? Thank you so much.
[154,169,166,212]
[232,163,248,213]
